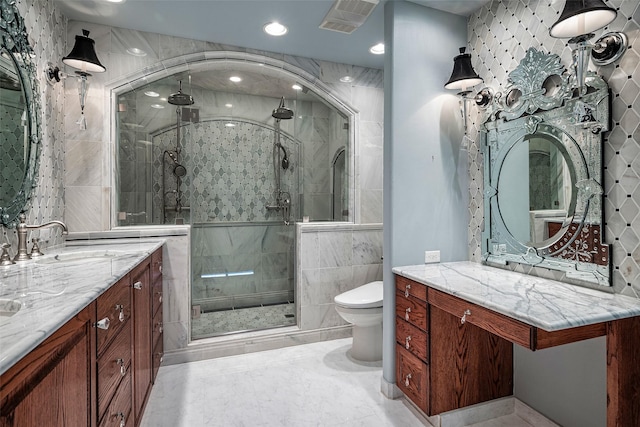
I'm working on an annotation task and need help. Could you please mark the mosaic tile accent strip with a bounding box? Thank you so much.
[467,0,640,295]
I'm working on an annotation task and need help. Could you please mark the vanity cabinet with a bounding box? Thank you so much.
[0,246,164,427]
[0,303,97,427]
[395,276,513,416]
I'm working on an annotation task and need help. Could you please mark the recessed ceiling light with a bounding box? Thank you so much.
[144,91,159,97]
[229,76,242,83]
[339,76,353,83]
[126,47,147,57]
[225,122,236,127]
[150,104,164,109]
[264,22,288,36]
[159,97,167,102]
[105,0,126,3]
[292,84,302,91]
[225,103,233,108]
[369,43,384,55]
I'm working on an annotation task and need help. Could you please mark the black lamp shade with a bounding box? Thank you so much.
[444,47,483,91]
[549,0,617,38]
[63,30,106,73]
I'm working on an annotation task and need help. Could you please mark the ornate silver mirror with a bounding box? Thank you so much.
[0,1,41,227]
[481,48,610,287]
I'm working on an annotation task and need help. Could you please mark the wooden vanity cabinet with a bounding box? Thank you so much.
[0,248,164,427]
[0,303,97,427]
[395,276,513,416]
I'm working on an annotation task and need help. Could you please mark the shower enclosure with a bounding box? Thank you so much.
[115,64,349,339]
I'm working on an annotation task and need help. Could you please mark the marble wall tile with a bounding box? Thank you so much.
[65,187,103,231]
[353,230,383,265]
[352,86,384,123]
[317,231,353,268]
[299,266,353,307]
[360,190,383,224]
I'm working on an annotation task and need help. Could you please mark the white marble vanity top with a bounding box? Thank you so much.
[0,240,164,376]
[393,261,640,332]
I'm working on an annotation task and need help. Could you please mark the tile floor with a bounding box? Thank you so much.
[191,303,296,339]
[140,338,549,427]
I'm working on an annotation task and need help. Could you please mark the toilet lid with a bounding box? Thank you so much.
[334,281,383,308]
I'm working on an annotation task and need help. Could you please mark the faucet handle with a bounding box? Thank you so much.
[0,243,15,266]
[30,238,44,257]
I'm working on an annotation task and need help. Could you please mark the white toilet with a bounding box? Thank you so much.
[334,281,383,362]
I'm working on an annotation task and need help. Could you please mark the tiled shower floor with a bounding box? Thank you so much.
[191,302,296,338]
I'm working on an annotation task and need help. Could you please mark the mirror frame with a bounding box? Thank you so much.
[0,1,42,227]
[480,48,610,287]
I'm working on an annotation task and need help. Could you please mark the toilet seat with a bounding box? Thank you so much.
[334,281,383,309]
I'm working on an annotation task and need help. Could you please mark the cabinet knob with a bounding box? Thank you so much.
[404,373,412,387]
[405,307,411,321]
[405,284,411,298]
[405,335,412,350]
[115,304,125,322]
[94,317,110,330]
[133,281,142,290]
[461,309,471,324]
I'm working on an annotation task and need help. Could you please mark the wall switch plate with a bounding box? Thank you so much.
[424,250,440,264]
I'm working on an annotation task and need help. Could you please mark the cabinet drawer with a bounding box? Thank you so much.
[396,292,428,331]
[97,321,131,418]
[97,276,131,355]
[152,308,163,351]
[396,344,429,414]
[152,335,163,383]
[151,249,163,316]
[99,370,132,427]
[396,318,428,363]
[396,276,427,302]
[429,288,533,349]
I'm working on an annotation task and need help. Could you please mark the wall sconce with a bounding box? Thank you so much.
[549,1,625,92]
[44,29,106,129]
[445,47,485,132]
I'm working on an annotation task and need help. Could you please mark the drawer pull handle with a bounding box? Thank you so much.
[156,292,163,303]
[115,304,125,322]
[117,412,126,427]
[158,352,164,363]
[159,264,163,273]
[157,322,163,334]
[133,281,142,290]
[95,317,110,330]
[461,309,471,324]
[404,373,412,387]
[116,358,126,376]
[405,335,412,350]
[405,284,411,298]
[405,307,411,321]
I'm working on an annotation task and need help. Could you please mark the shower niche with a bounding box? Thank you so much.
[114,59,352,338]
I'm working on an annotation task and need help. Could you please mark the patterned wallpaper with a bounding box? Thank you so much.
[1,0,66,250]
[467,0,640,294]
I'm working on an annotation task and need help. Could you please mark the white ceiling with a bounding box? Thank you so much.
[54,0,489,70]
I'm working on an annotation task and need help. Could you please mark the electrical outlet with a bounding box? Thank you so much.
[424,250,440,264]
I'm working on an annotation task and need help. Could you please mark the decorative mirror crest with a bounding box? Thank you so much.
[0,0,42,227]
[480,48,611,287]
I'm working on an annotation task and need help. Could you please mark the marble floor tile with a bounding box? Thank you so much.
[140,338,555,427]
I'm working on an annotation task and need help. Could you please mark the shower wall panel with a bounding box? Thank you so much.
[192,223,295,311]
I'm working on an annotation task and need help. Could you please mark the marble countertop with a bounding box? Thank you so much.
[0,240,164,376]
[393,261,640,331]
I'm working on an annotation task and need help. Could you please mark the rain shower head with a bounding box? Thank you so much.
[272,96,294,120]
[168,80,194,106]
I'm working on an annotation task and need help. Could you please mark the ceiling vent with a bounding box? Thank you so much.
[319,0,379,34]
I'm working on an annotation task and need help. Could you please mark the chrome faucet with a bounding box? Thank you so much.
[14,213,68,262]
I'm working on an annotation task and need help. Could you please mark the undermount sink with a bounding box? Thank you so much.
[34,250,132,265]
[0,298,22,322]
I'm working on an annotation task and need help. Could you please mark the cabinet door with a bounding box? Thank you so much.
[429,305,513,414]
[0,303,97,427]
[131,259,152,425]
